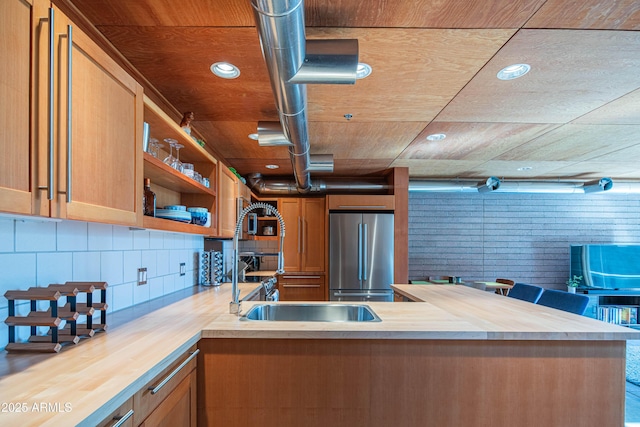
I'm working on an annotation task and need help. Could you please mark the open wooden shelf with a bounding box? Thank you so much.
[143,96,216,165]
[142,215,213,235]
[143,153,215,196]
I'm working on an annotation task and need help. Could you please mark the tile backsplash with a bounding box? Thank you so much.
[0,218,204,349]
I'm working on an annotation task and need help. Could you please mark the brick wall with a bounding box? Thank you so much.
[409,192,640,289]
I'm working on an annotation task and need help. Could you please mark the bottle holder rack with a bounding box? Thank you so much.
[4,282,108,353]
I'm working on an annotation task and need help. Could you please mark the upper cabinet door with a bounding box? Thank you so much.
[279,198,302,272]
[218,165,238,238]
[50,8,143,225]
[0,0,35,215]
[301,198,325,272]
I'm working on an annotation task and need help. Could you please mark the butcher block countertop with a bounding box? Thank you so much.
[0,283,637,426]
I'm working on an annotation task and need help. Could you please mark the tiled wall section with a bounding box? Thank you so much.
[0,218,204,348]
[409,192,640,289]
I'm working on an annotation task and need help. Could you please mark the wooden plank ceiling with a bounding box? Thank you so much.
[68,0,640,182]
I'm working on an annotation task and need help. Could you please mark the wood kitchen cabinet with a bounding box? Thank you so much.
[217,164,238,238]
[0,0,33,215]
[279,197,326,272]
[134,346,198,427]
[278,274,325,301]
[0,0,143,224]
[96,398,134,427]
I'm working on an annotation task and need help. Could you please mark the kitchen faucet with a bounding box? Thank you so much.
[230,202,285,315]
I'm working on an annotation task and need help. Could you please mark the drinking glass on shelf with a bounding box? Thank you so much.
[171,143,184,173]
[163,138,177,165]
[182,163,194,178]
[148,138,163,158]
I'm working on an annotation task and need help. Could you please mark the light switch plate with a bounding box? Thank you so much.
[180,262,186,276]
[138,267,148,286]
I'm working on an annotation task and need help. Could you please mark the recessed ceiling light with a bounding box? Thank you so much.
[248,133,259,140]
[497,63,531,80]
[265,164,279,169]
[210,62,240,79]
[517,166,533,171]
[426,133,446,141]
[356,63,372,79]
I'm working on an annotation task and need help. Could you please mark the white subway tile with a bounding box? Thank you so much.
[0,307,7,349]
[169,250,185,274]
[56,220,88,252]
[100,251,123,286]
[133,282,150,305]
[133,230,150,250]
[123,250,141,284]
[88,223,113,251]
[112,225,133,250]
[149,231,165,249]
[148,277,164,300]
[156,250,170,276]
[0,219,14,252]
[72,252,101,282]
[36,252,72,287]
[141,250,157,278]
[0,253,36,309]
[163,275,175,294]
[15,221,56,252]
[174,272,186,290]
[110,282,134,312]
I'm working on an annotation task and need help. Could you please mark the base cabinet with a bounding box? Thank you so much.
[278,274,325,301]
[133,347,198,427]
[97,398,134,427]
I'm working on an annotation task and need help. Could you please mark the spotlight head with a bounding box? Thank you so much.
[583,177,613,193]
[477,176,501,193]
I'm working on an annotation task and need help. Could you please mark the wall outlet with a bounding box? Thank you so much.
[180,262,186,276]
[137,267,148,286]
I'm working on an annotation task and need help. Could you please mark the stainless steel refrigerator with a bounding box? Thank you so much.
[329,212,394,301]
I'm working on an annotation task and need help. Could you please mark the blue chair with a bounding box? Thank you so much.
[536,289,589,315]
[507,283,544,303]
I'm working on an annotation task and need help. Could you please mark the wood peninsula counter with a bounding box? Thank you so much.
[0,284,637,426]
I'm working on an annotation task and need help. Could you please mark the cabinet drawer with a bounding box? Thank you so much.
[134,345,198,424]
[327,195,394,211]
[279,275,325,301]
[96,398,134,427]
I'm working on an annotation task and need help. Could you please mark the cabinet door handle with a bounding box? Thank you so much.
[45,8,55,200]
[297,216,302,254]
[148,349,199,395]
[109,409,134,427]
[282,275,321,279]
[65,24,73,203]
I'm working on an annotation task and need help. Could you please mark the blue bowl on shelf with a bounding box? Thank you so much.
[191,211,208,226]
[165,205,186,211]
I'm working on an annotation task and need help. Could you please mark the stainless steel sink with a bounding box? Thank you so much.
[242,303,381,322]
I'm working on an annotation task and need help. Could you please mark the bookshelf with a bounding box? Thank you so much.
[581,292,640,329]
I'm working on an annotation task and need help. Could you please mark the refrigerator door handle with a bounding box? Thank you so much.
[362,223,368,281]
[357,223,362,280]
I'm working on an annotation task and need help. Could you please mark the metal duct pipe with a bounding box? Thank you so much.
[409,179,626,194]
[247,173,389,196]
[251,0,358,193]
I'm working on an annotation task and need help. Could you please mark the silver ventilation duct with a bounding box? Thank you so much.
[251,0,358,193]
[409,178,629,194]
[247,173,389,196]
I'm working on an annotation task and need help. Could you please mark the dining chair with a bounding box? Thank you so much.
[495,278,515,295]
[536,289,590,315]
[506,283,544,303]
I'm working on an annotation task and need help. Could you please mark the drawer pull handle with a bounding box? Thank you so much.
[283,284,320,288]
[110,409,134,427]
[149,349,199,395]
[282,276,321,279]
